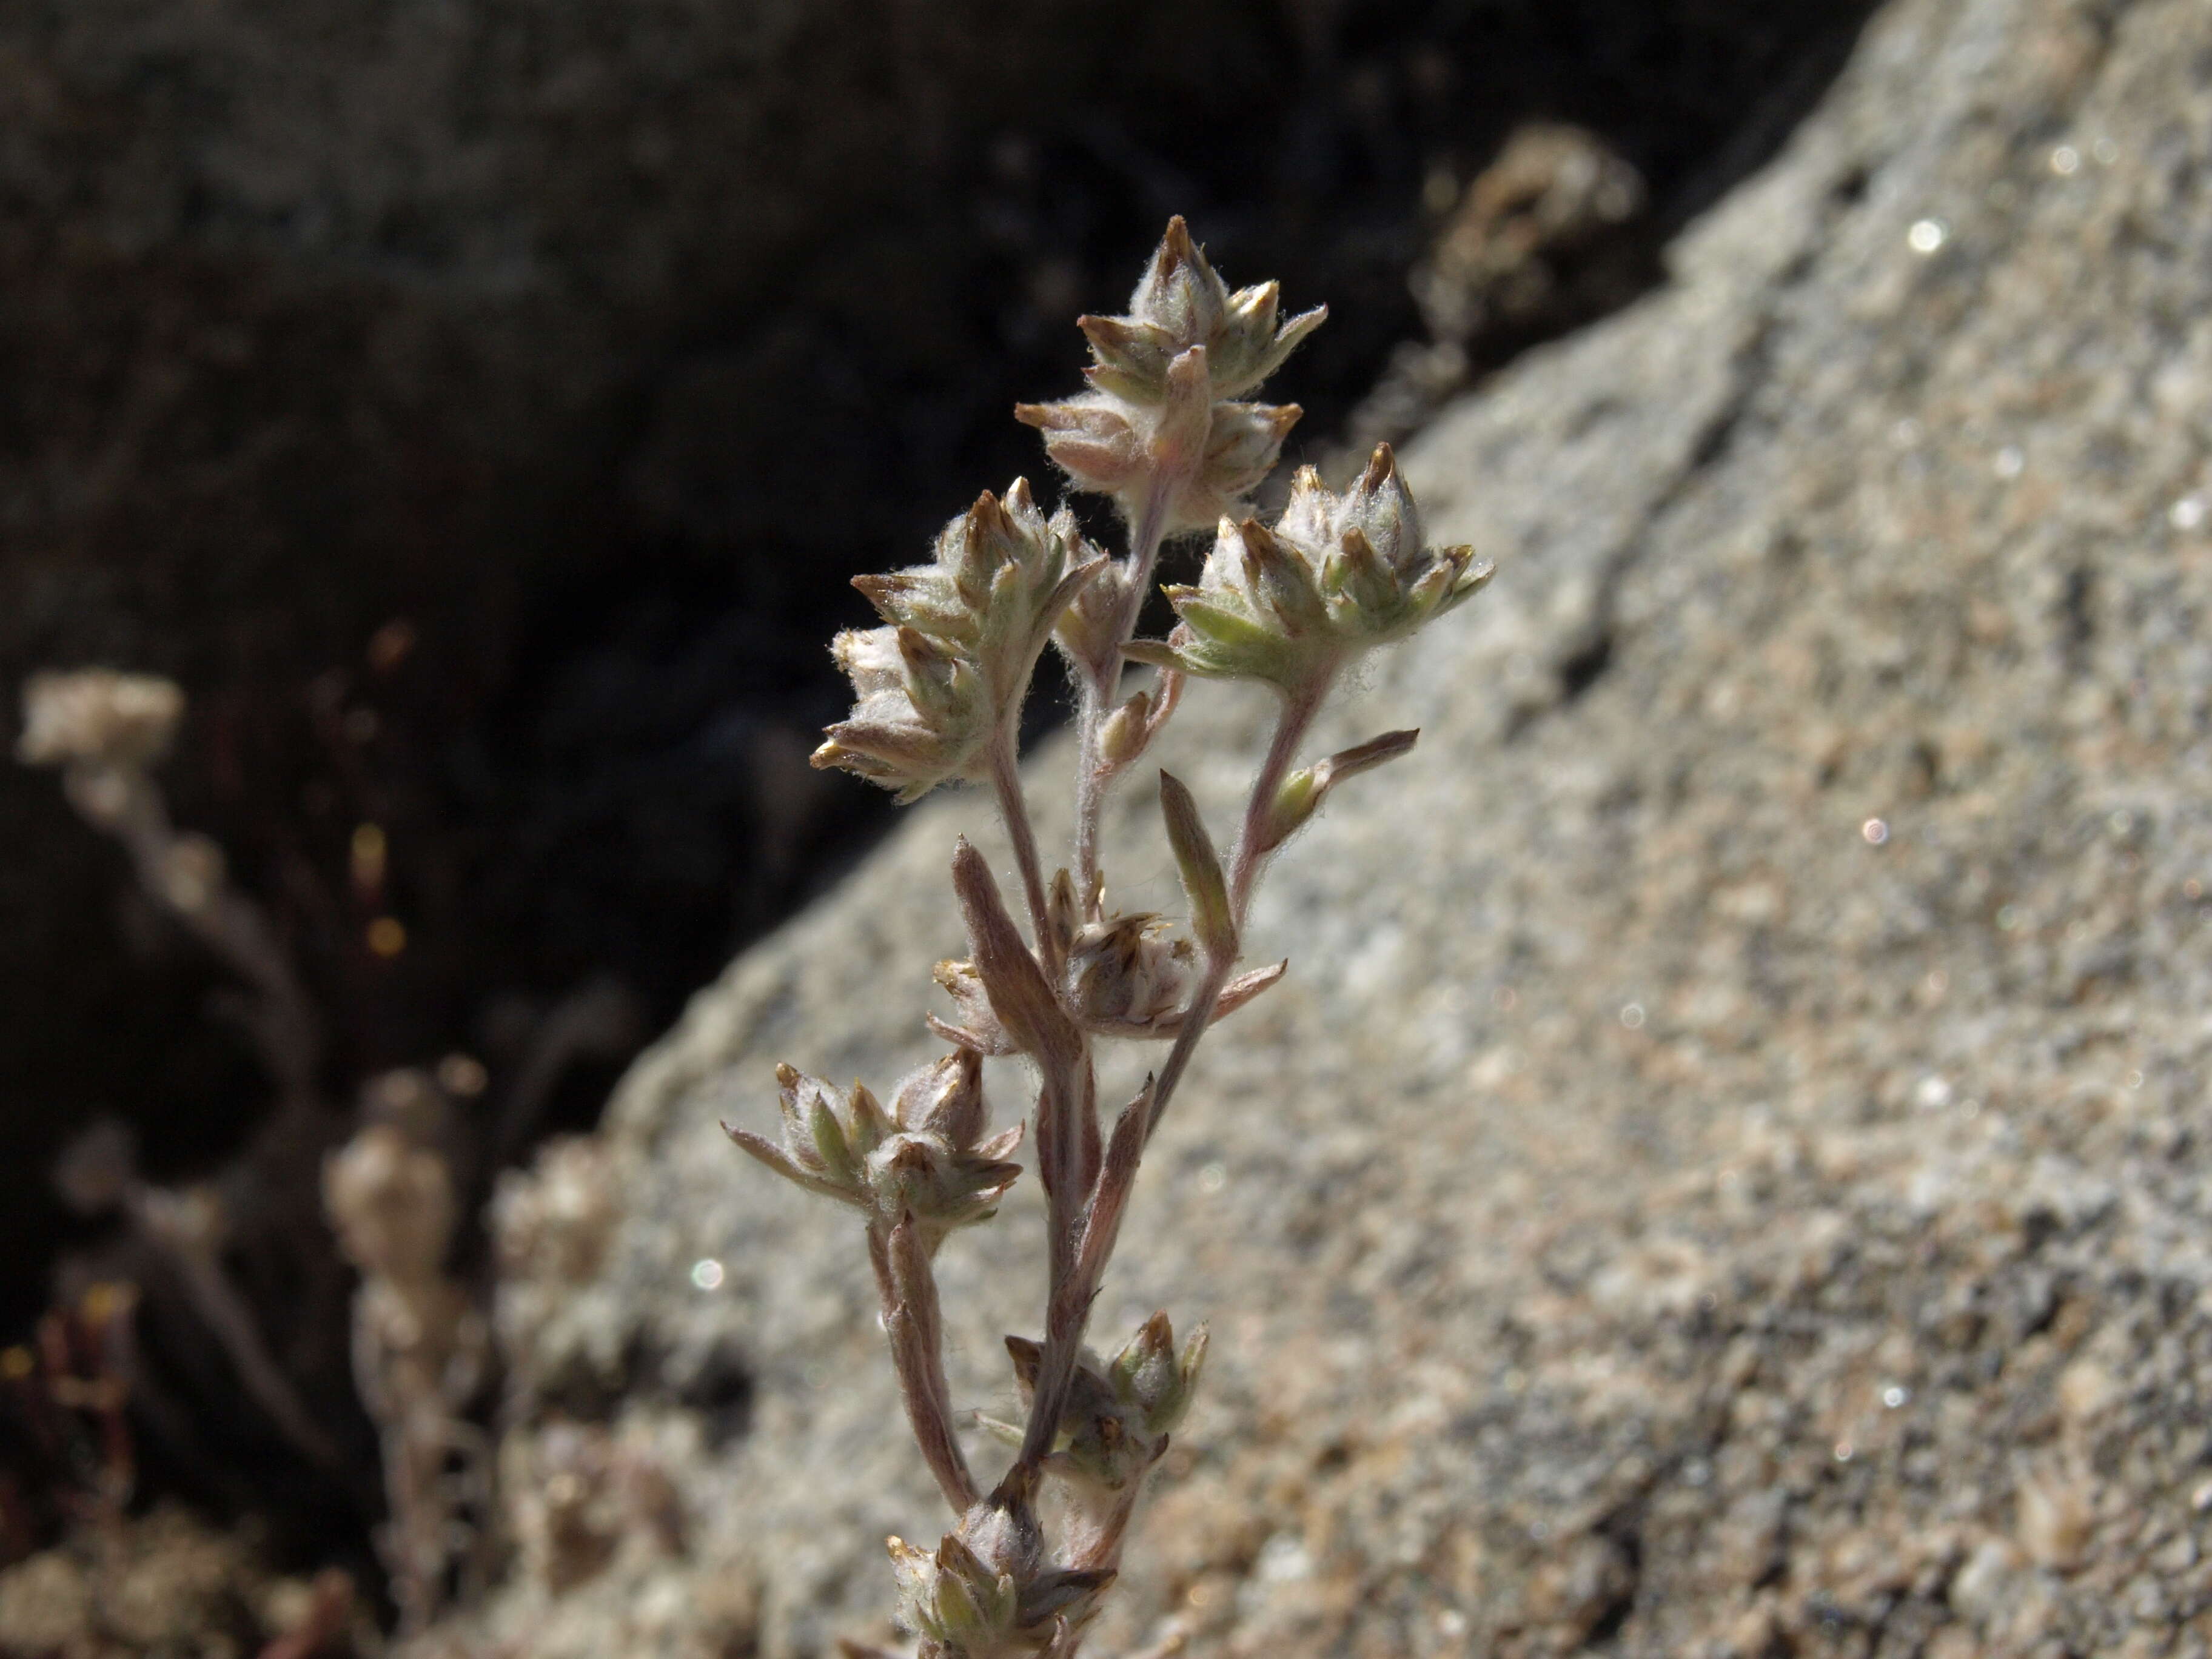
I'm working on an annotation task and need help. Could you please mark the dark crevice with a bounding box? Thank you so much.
[1557,628,1618,705]
[2062,565,2096,672]
[1501,237,1830,745]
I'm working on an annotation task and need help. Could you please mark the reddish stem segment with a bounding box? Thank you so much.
[868,1219,979,1514]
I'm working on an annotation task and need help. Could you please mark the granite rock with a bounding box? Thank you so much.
[472,0,2212,1653]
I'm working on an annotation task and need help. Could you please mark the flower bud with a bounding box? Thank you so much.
[863,1131,1022,1256]
[725,1067,882,1207]
[1107,1312,1208,1438]
[999,1313,1208,1495]
[1016,375,1303,537]
[1255,729,1420,854]
[1052,551,1137,687]
[1096,699,1145,768]
[890,1049,987,1147]
[889,1532,1020,1654]
[1017,220,1319,534]
[888,1483,1109,1658]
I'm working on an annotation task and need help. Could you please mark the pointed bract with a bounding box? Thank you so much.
[1158,773,1234,959]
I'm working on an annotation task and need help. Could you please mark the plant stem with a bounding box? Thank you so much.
[87,766,324,1111]
[1071,678,1110,920]
[1073,475,1171,910]
[1011,681,1324,1492]
[868,1220,979,1514]
[1013,1033,1101,1480]
[1145,680,1327,1144]
[988,724,1061,980]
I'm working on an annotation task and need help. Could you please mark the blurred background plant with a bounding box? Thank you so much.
[0,0,1878,1635]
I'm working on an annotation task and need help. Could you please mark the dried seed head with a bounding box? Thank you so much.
[1064,913,1194,1034]
[815,482,1102,801]
[1125,444,1491,693]
[18,669,184,771]
[324,1123,457,1288]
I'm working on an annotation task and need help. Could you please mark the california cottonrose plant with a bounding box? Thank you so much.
[726,220,1492,1658]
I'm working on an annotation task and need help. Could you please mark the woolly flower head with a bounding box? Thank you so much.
[1017,218,1321,534]
[1128,443,1492,693]
[1076,215,1326,404]
[813,480,1099,802]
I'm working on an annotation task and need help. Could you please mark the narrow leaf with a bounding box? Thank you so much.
[1318,726,1420,784]
[722,1123,862,1206]
[1259,729,1419,852]
[948,839,1080,1073]
[1078,1078,1153,1287]
[1158,773,1234,959]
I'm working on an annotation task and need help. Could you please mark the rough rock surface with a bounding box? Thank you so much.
[474,0,2212,1653]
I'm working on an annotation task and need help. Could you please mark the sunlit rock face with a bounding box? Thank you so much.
[471,0,2212,1654]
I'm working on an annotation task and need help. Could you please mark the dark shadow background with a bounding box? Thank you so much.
[0,0,1875,1584]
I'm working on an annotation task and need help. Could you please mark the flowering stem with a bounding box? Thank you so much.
[988,724,1061,980]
